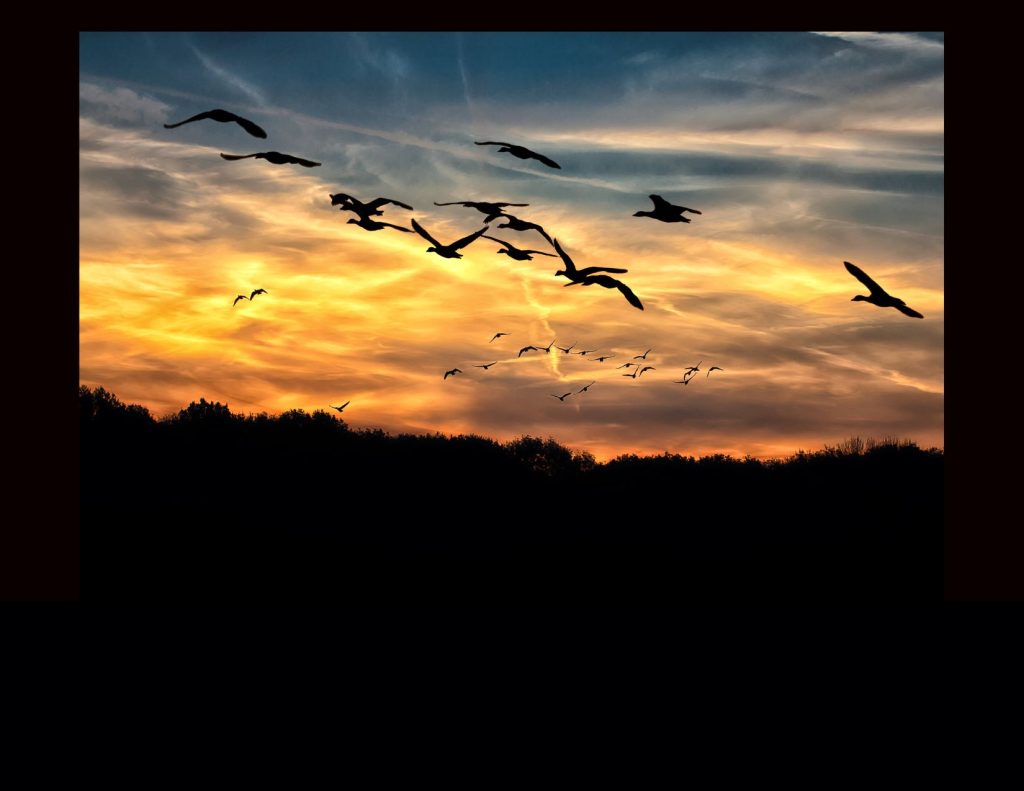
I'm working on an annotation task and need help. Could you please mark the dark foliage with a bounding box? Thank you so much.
[80,386,943,605]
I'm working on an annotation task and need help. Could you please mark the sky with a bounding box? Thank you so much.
[79,31,944,461]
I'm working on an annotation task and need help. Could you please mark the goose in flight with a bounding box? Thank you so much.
[411,219,487,259]
[435,200,529,219]
[331,193,413,219]
[616,362,638,369]
[232,294,248,306]
[482,235,557,261]
[444,368,463,380]
[555,341,576,354]
[633,195,702,223]
[220,151,321,167]
[844,261,924,318]
[539,339,557,353]
[575,349,597,356]
[164,108,267,138]
[552,238,629,284]
[706,366,724,379]
[518,345,540,358]
[329,401,351,412]
[550,392,573,402]
[623,368,641,379]
[683,361,703,375]
[638,366,656,377]
[633,349,652,360]
[249,288,268,300]
[473,362,498,370]
[346,217,411,233]
[577,381,596,394]
[672,378,692,385]
[491,215,554,246]
[475,141,561,169]
[593,355,615,362]
[489,332,510,343]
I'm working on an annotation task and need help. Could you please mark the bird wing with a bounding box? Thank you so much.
[475,141,514,147]
[433,201,468,206]
[285,154,322,167]
[649,195,676,212]
[523,250,557,257]
[381,222,412,232]
[231,115,268,138]
[482,235,514,250]
[220,153,259,160]
[367,197,413,211]
[249,290,258,300]
[844,261,888,298]
[599,277,643,310]
[497,203,530,207]
[895,304,925,319]
[528,151,561,169]
[518,346,537,357]
[164,110,218,129]
[330,193,356,206]
[411,219,442,246]
[527,222,554,244]
[451,226,488,250]
[552,238,577,274]
[233,295,246,305]
[577,266,629,277]
[679,206,702,215]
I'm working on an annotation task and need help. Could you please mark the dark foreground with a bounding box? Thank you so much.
[82,387,942,605]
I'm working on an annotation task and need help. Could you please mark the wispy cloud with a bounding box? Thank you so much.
[191,45,267,106]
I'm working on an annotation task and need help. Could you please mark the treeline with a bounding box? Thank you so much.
[80,386,943,604]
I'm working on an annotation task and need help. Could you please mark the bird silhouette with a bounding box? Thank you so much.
[492,215,554,246]
[633,349,652,360]
[706,366,724,379]
[232,294,248,306]
[482,235,557,261]
[552,238,629,284]
[475,141,561,169]
[683,361,703,375]
[249,288,268,300]
[638,366,656,377]
[593,355,615,362]
[555,341,576,354]
[411,219,487,259]
[633,195,702,223]
[444,368,463,380]
[346,217,412,233]
[518,345,540,358]
[435,201,530,218]
[577,381,596,393]
[329,401,351,412]
[550,392,573,401]
[474,362,498,370]
[540,339,557,353]
[623,368,641,379]
[220,151,321,167]
[573,274,645,311]
[489,332,510,343]
[164,109,267,138]
[844,261,924,318]
[575,349,597,356]
[617,362,638,369]
[672,378,692,385]
[331,193,413,219]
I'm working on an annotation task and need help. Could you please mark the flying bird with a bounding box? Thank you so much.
[232,294,248,306]
[555,342,576,354]
[435,201,530,219]
[474,362,498,370]
[492,215,554,246]
[593,355,615,362]
[411,219,487,259]
[623,368,641,379]
[683,362,703,375]
[550,392,573,402]
[489,332,510,343]
[346,217,412,233]
[164,108,267,138]
[518,345,540,358]
[638,366,656,377]
[707,366,724,379]
[330,401,351,412]
[844,261,924,318]
[220,151,321,167]
[552,238,629,284]
[475,141,561,169]
[617,362,638,369]
[444,368,463,380]
[482,235,557,261]
[331,194,413,219]
[577,381,596,394]
[672,378,692,385]
[539,339,557,353]
[249,288,268,300]
[633,349,652,360]
[575,349,597,356]
[633,195,702,223]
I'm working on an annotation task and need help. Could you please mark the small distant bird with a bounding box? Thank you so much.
[444,368,463,380]
[518,345,540,358]
[435,201,530,218]
[475,141,561,169]
[575,349,597,356]
[474,362,498,370]
[707,366,723,379]
[633,349,652,360]
[220,151,321,167]
[633,195,702,223]
[232,294,248,306]
[617,362,638,369]
[593,355,615,362]
[672,378,692,385]
[330,401,351,412]
[249,288,268,300]
[346,217,411,233]
[540,339,557,353]
[555,342,576,354]
[411,219,487,259]
[482,235,557,261]
[489,332,510,343]
[638,366,656,377]
[844,261,924,318]
[164,108,267,138]
[623,368,641,379]
[492,215,554,246]
[550,392,573,402]
[331,194,413,219]
[684,361,703,375]
[577,381,596,394]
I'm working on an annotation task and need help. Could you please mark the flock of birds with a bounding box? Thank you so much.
[163,107,927,416]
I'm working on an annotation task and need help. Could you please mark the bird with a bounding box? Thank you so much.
[489,332,510,343]
[623,368,641,379]
[475,141,561,169]
[575,349,597,356]
[683,361,703,375]
[474,362,498,370]
[633,195,702,223]
[555,342,576,354]
[616,362,638,369]
[550,392,573,402]
[331,194,413,219]
[540,339,557,353]
[638,366,656,377]
[706,366,724,379]
[593,355,615,362]
[329,401,351,412]
[672,378,692,385]
[249,288,268,300]
[232,294,248,306]
[491,215,554,246]
[633,349,652,360]
[577,381,596,394]
[574,274,645,311]
[444,368,463,380]
[346,217,412,233]
[435,201,530,219]
[518,345,540,358]
[411,219,487,259]
[220,151,321,167]
[552,238,641,310]
[481,235,557,261]
[844,261,924,318]
[164,109,267,138]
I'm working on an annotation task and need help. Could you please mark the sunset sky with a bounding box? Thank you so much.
[79,32,944,460]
